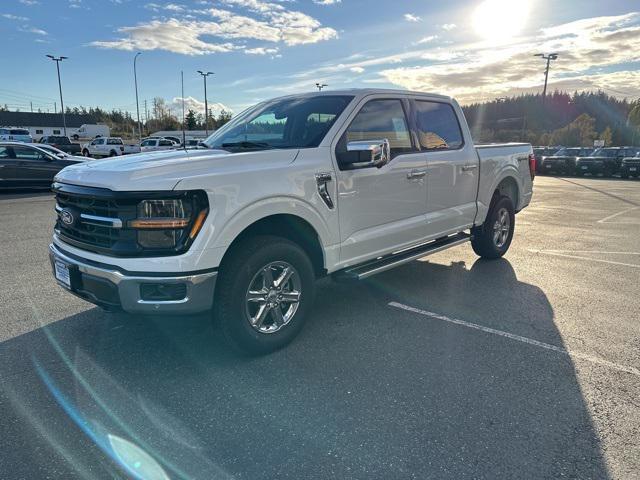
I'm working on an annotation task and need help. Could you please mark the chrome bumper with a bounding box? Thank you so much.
[49,243,217,314]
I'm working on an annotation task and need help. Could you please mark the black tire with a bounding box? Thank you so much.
[471,195,515,259]
[621,171,629,179]
[82,149,90,157]
[213,235,316,355]
[109,150,117,157]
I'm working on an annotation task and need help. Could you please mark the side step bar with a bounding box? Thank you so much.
[334,232,472,281]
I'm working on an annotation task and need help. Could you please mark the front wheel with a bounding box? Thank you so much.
[471,195,515,259]
[214,236,316,355]
[82,149,90,157]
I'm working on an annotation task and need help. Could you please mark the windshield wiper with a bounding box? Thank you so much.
[221,141,274,150]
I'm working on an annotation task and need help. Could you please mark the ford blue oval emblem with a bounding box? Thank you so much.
[60,209,74,225]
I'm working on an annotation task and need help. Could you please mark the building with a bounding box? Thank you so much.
[0,111,107,140]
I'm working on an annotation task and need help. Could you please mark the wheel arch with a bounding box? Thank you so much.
[219,213,327,278]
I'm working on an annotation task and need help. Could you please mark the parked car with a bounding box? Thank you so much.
[620,152,640,179]
[81,137,141,158]
[39,135,82,155]
[0,142,84,189]
[575,147,638,177]
[0,127,32,143]
[29,143,86,161]
[49,89,534,354]
[540,147,593,175]
[533,146,559,173]
[140,137,177,152]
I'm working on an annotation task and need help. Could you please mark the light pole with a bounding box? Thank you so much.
[134,52,142,141]
[46,54,68,136]
[197,70,214,136]
[534,53,559,104]
[316,83,328,91]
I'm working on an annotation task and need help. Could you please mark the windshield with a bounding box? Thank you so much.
[554,148,581,156]
[37,144,66,155]
[10,129,30,135]
[591,148,618,157]
[202,95,354,152]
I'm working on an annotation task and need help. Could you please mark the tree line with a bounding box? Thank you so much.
[462,91,640,146]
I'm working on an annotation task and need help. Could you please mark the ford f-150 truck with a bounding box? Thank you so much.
[49,89,534,354]
[81,137,141,158]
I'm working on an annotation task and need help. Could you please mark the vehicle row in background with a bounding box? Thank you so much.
[0,141,85,189]
[533,146,640,178]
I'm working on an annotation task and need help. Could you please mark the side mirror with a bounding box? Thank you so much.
[341,139,391,169]
[57,153,66,159]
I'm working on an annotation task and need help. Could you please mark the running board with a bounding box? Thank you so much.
[334,232,472,281]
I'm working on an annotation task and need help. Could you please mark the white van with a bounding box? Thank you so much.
[72,124,110,140]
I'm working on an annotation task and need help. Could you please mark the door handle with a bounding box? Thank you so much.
[407,169,427,179]
[461,164,478,171]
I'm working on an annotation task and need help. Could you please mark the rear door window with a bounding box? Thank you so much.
[414,101,464,151]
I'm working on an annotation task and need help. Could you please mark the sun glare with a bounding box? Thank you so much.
[473,0,531,43]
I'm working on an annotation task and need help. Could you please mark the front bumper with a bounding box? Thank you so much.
[576,163,605,174]
[49,243,217,314]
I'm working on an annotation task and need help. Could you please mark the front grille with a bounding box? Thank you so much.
[56,191,136,250]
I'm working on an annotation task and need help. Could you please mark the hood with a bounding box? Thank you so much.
[54,148,299,191]
[577,156,608,161]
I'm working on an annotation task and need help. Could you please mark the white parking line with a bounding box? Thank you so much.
[528,249,640,269]
[597,206,639,224]
[388,301,640,377]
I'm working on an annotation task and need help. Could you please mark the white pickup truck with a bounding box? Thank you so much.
[81,137,141,158]
[50,89,534,354]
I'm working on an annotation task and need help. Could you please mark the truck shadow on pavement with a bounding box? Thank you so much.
[0,258,610,479]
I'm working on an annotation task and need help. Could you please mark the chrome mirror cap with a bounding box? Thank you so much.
[346,138,390,168]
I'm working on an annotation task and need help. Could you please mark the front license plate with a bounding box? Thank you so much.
[630,167,637,172]
[581,166,588,170]
[54,260,71,289]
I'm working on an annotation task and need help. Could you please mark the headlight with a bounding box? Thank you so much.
[129,196,208,250]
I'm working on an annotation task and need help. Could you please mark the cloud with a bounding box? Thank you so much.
[379,12,640,104]
[404,13,421,22]
[313,0,341,4]
[2,13,29,21]
[441,23,456,31]
[18,25,47,35]
[19,0,40,5]
[350,66,365,74]
[91,1,337,54]
[416,35,438,44]
[245,46,279,55]
[171,96,232,117]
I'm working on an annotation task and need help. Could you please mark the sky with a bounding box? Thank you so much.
[0,0,639,118]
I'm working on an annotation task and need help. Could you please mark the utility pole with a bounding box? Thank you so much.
[534,53,559,104]
[181,71,186,146]
[46,55,68,136]
[30,101,33,113]
[144,99,148,125]
[197,70,214,136]
[316,83,328,91]
[134,52,142,141]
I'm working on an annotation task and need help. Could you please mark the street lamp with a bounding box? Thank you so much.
[316,83,328,91]
[197,70,214,136]
[134,52,142,142]
[46,54,68,136]
[534,53,559,104]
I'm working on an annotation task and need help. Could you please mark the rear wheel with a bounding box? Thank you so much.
[109,150,117,157]
[82,149,90,157]
[471,195,515,259]
[214,236,316,355]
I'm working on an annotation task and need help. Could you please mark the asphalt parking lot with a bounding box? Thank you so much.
[1,176,639,480]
